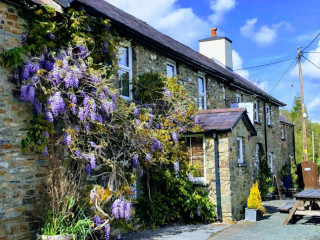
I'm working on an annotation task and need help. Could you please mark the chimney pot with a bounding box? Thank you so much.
[211,28,217,37]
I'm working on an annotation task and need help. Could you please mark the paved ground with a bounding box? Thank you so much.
[122,199,320,240]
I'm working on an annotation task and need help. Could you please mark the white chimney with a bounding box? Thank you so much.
[199,28,233,70]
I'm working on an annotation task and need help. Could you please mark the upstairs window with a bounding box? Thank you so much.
[166,60,176,77]
[254,101,259,122]
[184,135,206,180]
[237,137,243,164]
[118,45,132,100]
[266,105,271,125]
[198,74,206,110]
[236,94,242,103]
[281,124,285,139]
[269,153,274,173]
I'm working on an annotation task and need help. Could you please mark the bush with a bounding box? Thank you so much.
[247,181,265,214]
[136,165,216,227]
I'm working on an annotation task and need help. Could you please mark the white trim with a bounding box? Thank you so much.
[166,59,177,77]
[198,73,207,110]
[237,137,243,164]
[184,134,206,183]
[254,101,259,122]
[118,43,133,101]
[255,143,260,172]
[236,93,242,103]
[281,124,285,139]
[266,105,271,125]
[269,152,274,173]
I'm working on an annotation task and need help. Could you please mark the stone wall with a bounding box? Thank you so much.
[0,2,48,239]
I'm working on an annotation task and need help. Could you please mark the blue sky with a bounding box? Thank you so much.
[106,0,320,122]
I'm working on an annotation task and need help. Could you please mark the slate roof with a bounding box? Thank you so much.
[280,116,294,126]
[69,0,285,106]
[197,108,257,135]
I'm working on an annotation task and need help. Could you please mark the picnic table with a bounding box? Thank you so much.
[283,189,320,225]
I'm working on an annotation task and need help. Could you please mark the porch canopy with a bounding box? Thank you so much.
[197,108,257,135]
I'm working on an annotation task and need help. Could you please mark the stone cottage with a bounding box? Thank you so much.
[0,0,295,238]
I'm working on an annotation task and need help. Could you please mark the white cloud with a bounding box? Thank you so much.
[232,50,249,79]
[308,97,320,111]
[209,0,236,25]
[290,40,320,78]
[240,18,292,47]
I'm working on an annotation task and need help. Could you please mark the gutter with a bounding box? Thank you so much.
[213,132,222,221]
[293,125,296,164]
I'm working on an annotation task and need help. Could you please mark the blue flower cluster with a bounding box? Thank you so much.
[111,198,132,221]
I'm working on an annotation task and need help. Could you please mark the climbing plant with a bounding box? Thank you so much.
[1,2,208,238]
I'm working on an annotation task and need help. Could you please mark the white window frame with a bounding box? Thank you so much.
[198,73,207,110]
[281,124,285,139]
[184,134,206,183]
[254,101,259,122]
[237,137,243,164]
[266,105,271,125]
[255,144,260,172]
[118,43,133,101]
[236,93,242,103]
[166,59,177,77]
[269,152,274,173]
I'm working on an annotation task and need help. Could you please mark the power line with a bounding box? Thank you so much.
[269,58,298,93]
[233,57,296,71]
[302,51,320,54]
[302,56,320,70]
[302,32,320,51]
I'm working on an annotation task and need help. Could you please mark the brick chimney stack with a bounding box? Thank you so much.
[211,28,217,37]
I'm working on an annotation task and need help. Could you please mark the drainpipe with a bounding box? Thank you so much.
[293,125,296,164]
[263,102,268,164]
[213,132,222,222]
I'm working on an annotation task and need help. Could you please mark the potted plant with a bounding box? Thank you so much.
[245,181,266,221]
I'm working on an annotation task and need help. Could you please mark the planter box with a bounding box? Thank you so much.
[37,235,76,240]
[245,208,262,221]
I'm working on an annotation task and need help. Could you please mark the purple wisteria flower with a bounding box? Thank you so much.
[49,92,66,116]
[42,146,48,156]
[173,162,179,174]
[149,114,154,124]
[102,101,115,114]
[85,164,91,175]
[21,33,27,43]
[135,119,140,126]
[164,88,171,98]
[45,108,54,123]
[90,141,97,148]
[111,94,117,103]
[104,86,110,95]
[42,131,49,139]
[194,116,199,124]
[75,150,81,158]
[133,107,139,117]
[77,45,87,58]
[21,84,35,102]
[47,33,55,40]
[78,108,85,121]
[93,215,102,225]
[62,133,72,146]
[156,123,162,129]
[67,92,77,115]
[33,98,42,115]
[132,154,139,168]
[90,190,95,201]
[105,224,111,240]
[138,166,143,177]
[188,173,195,183]
[90,153,96,169]
[145,153,151,162]
[111,199,131,221]
[101,42,109,54]
[85,122,90,132]
[151,138,162,151]
[171,132,178,143]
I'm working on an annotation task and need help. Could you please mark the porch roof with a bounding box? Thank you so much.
[197,108,257,135]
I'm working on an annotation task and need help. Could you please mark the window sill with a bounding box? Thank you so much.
[193,178,208,186]
[238,163,248,167]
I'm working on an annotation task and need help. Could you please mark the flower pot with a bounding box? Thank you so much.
[37,235,76,240]
[245,208,262,221]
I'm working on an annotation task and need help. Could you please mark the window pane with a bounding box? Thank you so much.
[119,70,130,97]
[198,77,204,93]
[199,96,205,110]
[237,139,240,159]
[167,64,175,77]
[118,47,129,67]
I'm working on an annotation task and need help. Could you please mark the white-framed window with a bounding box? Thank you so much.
[269,152,274,173]
[198,73,206,110]
[184,135,206,182]
[236,93,242,103]
[166,60,176,77]
[254,101,259,122]
[281,124,285,139]
[237,137,243,164]
[255,144,260,172]
[266,105,271,125]
[118,44,132,100]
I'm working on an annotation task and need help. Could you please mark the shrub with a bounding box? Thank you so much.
[247,181,265,214]
[136,165,216,227]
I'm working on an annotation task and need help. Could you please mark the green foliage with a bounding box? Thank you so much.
[132,72,166,102]
[21,115,52,153]
[136,165,216,227]
[0,47,24,67]
[279,163,291,179]
[257,143,271,199]
[41,198,92,239]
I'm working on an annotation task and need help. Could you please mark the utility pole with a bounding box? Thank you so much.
[312,131,315,163]
[298,47,308,162]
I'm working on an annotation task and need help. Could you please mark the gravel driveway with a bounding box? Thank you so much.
[121,199,320,240]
